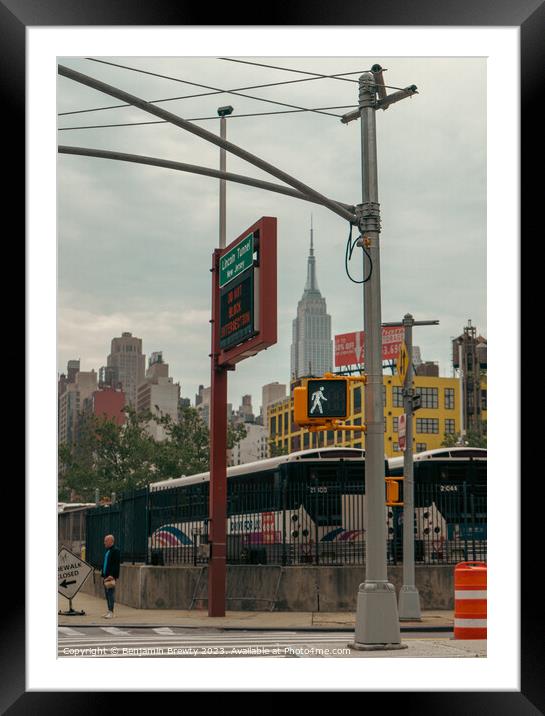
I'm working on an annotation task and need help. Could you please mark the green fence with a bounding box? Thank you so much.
[85,488,148,568]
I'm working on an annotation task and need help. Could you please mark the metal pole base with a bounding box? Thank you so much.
[350,641,408,651]
[398,585,422,621]
[354,580,404,647]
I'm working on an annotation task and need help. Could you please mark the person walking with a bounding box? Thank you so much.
[101,534,120,619]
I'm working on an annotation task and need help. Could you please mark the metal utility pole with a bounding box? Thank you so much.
[343,66,418,650]
[208,105,234,616]
[384,314,439,620]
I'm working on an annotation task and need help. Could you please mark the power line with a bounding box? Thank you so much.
[59,74,359,117]
[219,57,411,92]
[80,58,343,118]
[58,105,360,131]
[219,57,361,83]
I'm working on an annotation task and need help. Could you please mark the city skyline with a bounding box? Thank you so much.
[58,56,486,411]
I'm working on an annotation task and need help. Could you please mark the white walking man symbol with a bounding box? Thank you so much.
[310,386,328,415]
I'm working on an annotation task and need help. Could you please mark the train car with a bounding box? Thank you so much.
[147,447,388,565]
[387,447,487,563]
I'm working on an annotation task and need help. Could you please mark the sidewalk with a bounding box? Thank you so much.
[59,592,453,631]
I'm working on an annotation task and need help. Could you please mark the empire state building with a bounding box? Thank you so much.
[290,224,333,380]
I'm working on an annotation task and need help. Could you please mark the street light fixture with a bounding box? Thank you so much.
[217,105,234,117]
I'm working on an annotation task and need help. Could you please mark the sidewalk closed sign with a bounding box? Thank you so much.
[58,547,93,601]
[399,414,407,451]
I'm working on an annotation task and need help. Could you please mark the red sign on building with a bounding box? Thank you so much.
[335,326,405,367]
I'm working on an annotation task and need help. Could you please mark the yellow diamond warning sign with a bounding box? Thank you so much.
[396,342,409,387]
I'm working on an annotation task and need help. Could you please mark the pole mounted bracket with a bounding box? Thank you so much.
[340,109,361,125]
[355,202,381,234]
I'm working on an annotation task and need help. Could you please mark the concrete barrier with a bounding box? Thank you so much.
[81,564,455,611]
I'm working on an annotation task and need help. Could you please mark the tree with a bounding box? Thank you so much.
[59,405,250,500]
[441,424,487,449]
[59,408,157,501]
[153,407,248,480]
[270,442,290,457]
[152,406,210,479]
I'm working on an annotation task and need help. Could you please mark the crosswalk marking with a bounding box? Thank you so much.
[58,627,84,636]
[100,626,131,635]
[59,633,351,644]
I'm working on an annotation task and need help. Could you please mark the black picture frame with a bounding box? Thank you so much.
[10,0,538,709]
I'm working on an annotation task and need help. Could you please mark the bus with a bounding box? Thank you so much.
[146,446,487,566]
[148,448,382,566]
[387,447,487,563]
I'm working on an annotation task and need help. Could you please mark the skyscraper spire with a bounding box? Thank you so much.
[291,219,333,380]
[305,217,319,292]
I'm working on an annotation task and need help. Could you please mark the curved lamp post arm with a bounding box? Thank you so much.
[58,64,357,224]
[58,145,356,215]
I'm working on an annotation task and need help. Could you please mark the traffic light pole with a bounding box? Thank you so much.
[350,73,405,650]
[384,315,439,620]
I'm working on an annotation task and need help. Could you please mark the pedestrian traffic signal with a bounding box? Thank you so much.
[294,373,362,430]
[307,379,348,419]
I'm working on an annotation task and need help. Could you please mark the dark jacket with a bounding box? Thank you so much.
[101,545,121,579]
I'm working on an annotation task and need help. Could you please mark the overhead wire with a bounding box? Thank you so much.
[58,105,360,131]
[220,57,361,83]
[219,57,412,92]
[59,73,361,117]
[79,57,343,118]
[59,57,407,121]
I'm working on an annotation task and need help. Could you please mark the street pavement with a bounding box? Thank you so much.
[58,592,486,658]
[59,591,454,631]
[58,625,486,659]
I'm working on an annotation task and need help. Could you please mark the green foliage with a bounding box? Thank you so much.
[227,421,248,450]
[441,423,487,449]
[153,407,210,480]
[59,405,249,501]
[270,442,290,457]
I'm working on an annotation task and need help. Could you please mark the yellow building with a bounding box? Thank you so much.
[268,374,485,458]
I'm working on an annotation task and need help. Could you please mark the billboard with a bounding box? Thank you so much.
[334,326,405,367]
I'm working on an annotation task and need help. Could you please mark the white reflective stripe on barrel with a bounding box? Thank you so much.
[455,590,487,599]
[454,618,487,628]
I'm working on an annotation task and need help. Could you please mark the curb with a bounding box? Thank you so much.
[59,623,453,633]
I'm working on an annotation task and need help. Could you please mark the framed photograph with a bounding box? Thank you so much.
[13,0,535,707]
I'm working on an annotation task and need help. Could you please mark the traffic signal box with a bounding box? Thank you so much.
[294,372,401,506]
[385,477,404,506]
[293,372,366,433]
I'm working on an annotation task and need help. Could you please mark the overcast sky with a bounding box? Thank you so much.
[57,56,486,411]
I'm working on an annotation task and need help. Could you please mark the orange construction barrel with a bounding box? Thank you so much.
[454,561,487,639]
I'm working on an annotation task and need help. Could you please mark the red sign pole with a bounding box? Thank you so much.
[209,249,228,617]
[208,218,277,617]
